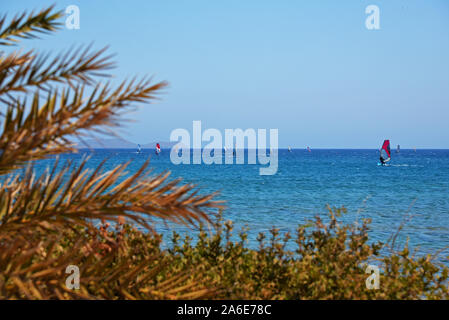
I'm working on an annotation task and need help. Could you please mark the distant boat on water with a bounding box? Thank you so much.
[155,143,161,155]
[396,144,400,153]
[307,146,311,152]
[288,146,292,152]
[137,144,142,154]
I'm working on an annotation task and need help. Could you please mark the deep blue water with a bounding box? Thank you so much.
[30,149,449,258]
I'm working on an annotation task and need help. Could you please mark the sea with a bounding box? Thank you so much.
[30,148,449,260]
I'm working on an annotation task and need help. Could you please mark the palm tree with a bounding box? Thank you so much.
[0,6,220,299]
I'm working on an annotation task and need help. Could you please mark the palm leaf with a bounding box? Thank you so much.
[0,6,62,46]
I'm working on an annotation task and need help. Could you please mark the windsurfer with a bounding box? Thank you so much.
[379,154,390,165]
[379,140,391,166]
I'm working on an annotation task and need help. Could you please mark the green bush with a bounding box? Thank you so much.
[4,206,447,299]
[163,207,449,299]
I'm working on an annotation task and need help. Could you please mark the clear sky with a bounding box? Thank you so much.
[3,0,449,148]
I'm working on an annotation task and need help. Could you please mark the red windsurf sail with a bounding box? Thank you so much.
[381,140,391,158]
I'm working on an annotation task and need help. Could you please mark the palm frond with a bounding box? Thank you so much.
[0,78,167,175]
[0,227,215,299]
[0,45,115,99]
[0,6,62,46]
[0,158,222,234]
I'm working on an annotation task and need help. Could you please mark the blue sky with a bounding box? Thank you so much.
[3,0,449,148]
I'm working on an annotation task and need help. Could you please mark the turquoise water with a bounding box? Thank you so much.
[30,149,449,257]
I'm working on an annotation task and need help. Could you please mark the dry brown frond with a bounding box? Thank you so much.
[0,224,215,300]
[0,6,62,46]
[0,45,115,99]
[0,77,167,175]
[0,158,222,234]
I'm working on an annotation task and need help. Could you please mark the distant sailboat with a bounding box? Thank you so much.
[288,146,292,152]
[307,146,311,152]
[155,143,161,155]
[137,144,142,154]
[396,144,400,153]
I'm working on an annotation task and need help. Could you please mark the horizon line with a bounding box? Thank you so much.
[76,147,449,150]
